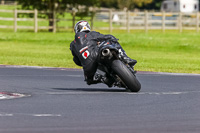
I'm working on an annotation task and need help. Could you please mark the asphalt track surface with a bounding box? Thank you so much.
[0,65,200,133]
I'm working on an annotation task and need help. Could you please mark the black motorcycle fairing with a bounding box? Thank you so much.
[97,43,119,61]
[91,38,141,91]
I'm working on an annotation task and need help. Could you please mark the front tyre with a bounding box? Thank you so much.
[111,60,141,92]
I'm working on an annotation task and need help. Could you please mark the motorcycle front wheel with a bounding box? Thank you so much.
[111,60,141,92]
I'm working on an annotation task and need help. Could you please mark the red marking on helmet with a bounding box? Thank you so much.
[80,21,87,23]
[77,21,87,26]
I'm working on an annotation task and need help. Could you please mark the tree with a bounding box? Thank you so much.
[99,0,118,9]
[99,0,154,10]
[16,0,99,32]
[117,0,153,10]
[99,0,158,10]
[140,0,163,10]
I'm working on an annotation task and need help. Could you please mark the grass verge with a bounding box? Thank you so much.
[0,30,200,74]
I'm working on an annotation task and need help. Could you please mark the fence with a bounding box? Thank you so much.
[0,0,16,5]
[0,9,199,33]
[0,9,73,32]
[97,10,200,33]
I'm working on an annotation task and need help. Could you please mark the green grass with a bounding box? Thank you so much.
[0,30,200,74]
[0,5,18,10]
[0,31,76,68]
[119,31,200,74]
[0,5,199,74]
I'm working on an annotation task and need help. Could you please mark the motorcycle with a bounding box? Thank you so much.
[95,38,141,92]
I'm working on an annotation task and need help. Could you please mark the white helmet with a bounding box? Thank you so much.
[74,20,91,34]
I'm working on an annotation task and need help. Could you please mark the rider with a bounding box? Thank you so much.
[70,20,137,86]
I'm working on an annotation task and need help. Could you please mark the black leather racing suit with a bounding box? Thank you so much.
[70,31,119,84]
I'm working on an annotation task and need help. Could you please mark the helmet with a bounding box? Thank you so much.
[74,20,91,34]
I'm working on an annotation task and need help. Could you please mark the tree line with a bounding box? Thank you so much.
[17,0,163,11]
[99,0,163,10]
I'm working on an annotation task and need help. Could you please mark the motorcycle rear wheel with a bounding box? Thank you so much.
[111,60,141,92]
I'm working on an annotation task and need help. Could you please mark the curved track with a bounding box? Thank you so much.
[0,66,200,133]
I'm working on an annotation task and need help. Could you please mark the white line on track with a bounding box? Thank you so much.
[0,65,82,71]
[33,114,62,117]
[1,65,200,76]
[0,75,83,77]
[0,92,31,100]
[0,113,13,116]
[0,112,61,117]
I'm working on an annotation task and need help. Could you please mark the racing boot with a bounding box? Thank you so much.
[102,76,115,88]
[117,46,137,67]
[85,74,102,85]
[121,55,137,67]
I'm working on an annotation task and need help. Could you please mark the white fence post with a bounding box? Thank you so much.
[109,9,112,33]
[144,10,148,33]
[127,10,130,33]
[34,9,38,33]
[1,0,5,5]
[14,9,17,32]
[179,12,182,33]
[196,12,199,33]
[162,11,166,33]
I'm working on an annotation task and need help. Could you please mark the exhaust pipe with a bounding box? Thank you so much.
[102,49,111,57]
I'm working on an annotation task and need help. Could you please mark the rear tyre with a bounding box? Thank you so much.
[111,60,141,92]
